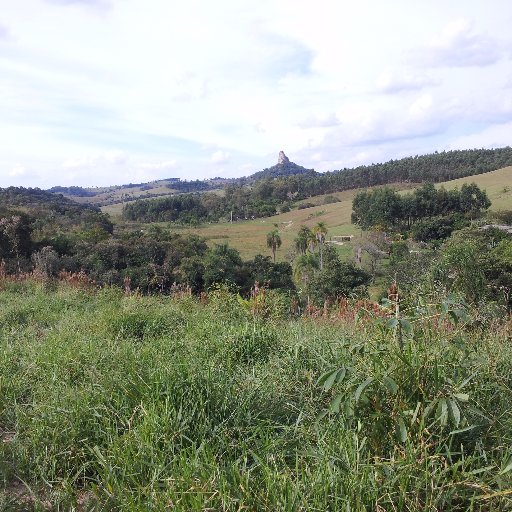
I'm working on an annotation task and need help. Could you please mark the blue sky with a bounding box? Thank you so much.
[1,0,512,187]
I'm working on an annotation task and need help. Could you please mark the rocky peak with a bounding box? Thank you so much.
[278,151,290,165]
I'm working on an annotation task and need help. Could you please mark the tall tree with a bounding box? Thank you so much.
[266,229,282,263]
[295,225,313,255]
[313,222,328,270]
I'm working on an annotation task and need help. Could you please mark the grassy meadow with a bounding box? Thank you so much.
[436,165,512,211]
[1,280,512,510]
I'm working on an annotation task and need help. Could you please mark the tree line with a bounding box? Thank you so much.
[122,147,512,224]
[351,182,491,241]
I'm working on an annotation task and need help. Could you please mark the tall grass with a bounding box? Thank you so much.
[1,281,511,510]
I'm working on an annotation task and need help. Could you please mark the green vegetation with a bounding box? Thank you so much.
[1,150,512,510]
[266,229,282,263]
[114,148,512,227]
[1,280,511,510]
[351,182,490,236]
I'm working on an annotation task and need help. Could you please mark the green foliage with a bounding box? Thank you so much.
[352,182,491,235]
[111,309,185,341]
[433,227,512,308]
[1,283,511,509]
[203,243,247,290]
[266,229,282,262]
[244,254,295,292]
[294,225,314,255]
[351,186,402,230]
[411,213,469,242]
[226,321,278,364]
[306,245,371,305]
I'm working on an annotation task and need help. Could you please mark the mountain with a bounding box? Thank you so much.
[248,151,317,181]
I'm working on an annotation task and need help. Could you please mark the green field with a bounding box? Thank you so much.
[436,165,512,210]
[1,280,512,510]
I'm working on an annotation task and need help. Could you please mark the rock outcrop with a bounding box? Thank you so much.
[278,151,290,165]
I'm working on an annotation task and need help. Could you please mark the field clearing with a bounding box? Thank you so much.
[434,165,512,210]
[147,195,361,261]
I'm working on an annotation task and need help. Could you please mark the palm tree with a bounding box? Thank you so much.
[266,229,282,263]
[313,222,328,270]
[293,252,319,284]
[295,225,313,255]
[293,252,319,304]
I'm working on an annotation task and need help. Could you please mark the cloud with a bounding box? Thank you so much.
[0,23,11,41]
[254,31,314,79]
[211,150,230,164]
[421,20,503,67]
[8,164,27,177]
[172,74,209,101]
[376,70,440,93]
[1,1,512,188]
[44,0,111,8]
[140,160,178,173]
[297,112,340,128]
[51,153,183,187]
[446,121,512,151]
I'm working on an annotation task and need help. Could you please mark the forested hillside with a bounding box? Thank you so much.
[121,147,512,224]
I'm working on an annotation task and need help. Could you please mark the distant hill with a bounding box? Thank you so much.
[248,151,316,181]
[0,186,113,236]
[0,186,96,211]
[46,147,512,212]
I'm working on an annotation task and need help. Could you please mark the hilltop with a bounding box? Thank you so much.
[248,151,317,181]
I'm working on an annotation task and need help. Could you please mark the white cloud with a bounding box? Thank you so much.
[376,70,440,93]
[44,0,111,9]
[297,112,340,128]
[0,23,10,40]
[140,160,178,172]
[446,121,512,150]
[421,20,503,67]
[211,150,230,165]
[8,164,26,177]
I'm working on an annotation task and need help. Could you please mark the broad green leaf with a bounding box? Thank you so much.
[380,298,392,308]
[330,394,343,413]
[423,400,436,420]
[386,318,399,329]
[500,457,512,475]
[436,398,448,426]
[382,375,399,394]
[399,319,412,334]
[319,367,347,391]
[449,425,477,435]
[396,417,407,443]
[336,367,347,384]
[319,369,338,391]
[448,399,461,428]
[316,409,329,422]
[453,393,469,402]
[354,377,374,402]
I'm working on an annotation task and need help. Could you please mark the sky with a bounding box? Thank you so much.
[1,0,512,188]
